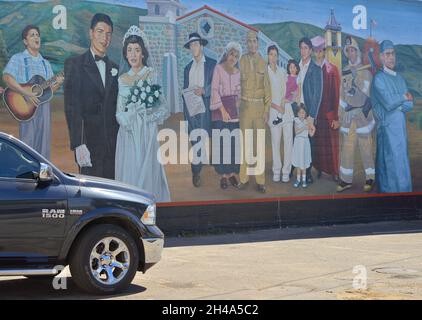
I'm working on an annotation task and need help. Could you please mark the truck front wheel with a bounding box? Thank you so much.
[69,224,139,295]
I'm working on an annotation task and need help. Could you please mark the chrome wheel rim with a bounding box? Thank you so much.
[89,237,130,286]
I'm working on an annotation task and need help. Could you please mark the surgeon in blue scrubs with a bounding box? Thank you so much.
[371,40,414,193]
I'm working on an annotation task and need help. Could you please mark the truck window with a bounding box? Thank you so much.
[0,139,40,179]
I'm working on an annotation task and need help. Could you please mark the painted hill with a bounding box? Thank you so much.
[253,21,323,61]
[254,21,422,97]
[0,0,147,73]
[0,1,420,97]
[0,30,7,72]
[0,29,8,87]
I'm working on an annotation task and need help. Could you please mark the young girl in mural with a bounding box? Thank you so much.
[115,25,171,202]
[284,59,301,115]
[210,42,242,189]
[292,104,315,188]
[267,45,294,183]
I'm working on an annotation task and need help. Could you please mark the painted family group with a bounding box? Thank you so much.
[1,13,415,203]
[182,30,414,196]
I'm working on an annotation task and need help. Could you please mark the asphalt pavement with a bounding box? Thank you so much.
[1,220,422,300]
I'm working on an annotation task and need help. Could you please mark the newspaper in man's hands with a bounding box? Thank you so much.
[182,87,206,117]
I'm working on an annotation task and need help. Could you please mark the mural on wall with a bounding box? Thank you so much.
[0,0,421,203]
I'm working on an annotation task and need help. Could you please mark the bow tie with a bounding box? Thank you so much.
[94,55,108,62]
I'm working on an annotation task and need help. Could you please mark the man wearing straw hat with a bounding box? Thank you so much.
[182,32,217,188]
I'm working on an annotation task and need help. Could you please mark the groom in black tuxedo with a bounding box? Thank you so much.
[64,13,119,179]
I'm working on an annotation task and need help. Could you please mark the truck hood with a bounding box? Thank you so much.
[64,173,155,203]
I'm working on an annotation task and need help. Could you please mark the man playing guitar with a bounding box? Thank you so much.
[2,25,63,159]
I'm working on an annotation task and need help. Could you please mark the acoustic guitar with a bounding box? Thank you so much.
[2,71,64,122]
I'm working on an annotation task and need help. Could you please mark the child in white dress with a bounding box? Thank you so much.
[292,105,315,188]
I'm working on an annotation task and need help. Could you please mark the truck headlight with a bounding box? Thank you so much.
[141,204,156,226]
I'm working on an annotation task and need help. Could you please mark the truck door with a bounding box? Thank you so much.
[0,138,67,268]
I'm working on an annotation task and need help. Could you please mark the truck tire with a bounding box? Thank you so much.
[69,224,139,295]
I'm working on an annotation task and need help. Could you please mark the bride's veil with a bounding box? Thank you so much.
[119,25,169,124]
[119,25,156,82]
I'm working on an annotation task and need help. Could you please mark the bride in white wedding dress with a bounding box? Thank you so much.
[115,26,171,202]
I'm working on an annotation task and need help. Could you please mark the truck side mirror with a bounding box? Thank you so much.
[39,163,54,183]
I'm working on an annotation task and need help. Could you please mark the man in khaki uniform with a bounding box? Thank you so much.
[239,31,271,193]
[338,36,375,192]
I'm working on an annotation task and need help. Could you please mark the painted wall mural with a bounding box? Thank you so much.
[0,0,421,203]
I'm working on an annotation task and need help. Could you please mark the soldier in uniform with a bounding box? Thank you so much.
[337,36,375,192]
[238,30,271,193]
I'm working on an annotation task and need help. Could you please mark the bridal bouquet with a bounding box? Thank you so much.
[126,78,162,116]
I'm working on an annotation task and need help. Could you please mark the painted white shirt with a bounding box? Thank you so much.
[298,58,311,104]
[189,54,205,89]
[91,49,106,87]
[268,64,287,106]
[384,66,397,76]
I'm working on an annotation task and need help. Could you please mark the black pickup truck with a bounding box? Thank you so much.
[0,132,164,294]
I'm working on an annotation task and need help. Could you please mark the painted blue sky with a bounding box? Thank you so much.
[2,0,422,44]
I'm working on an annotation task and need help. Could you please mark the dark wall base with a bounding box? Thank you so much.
[157,194,422,236]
